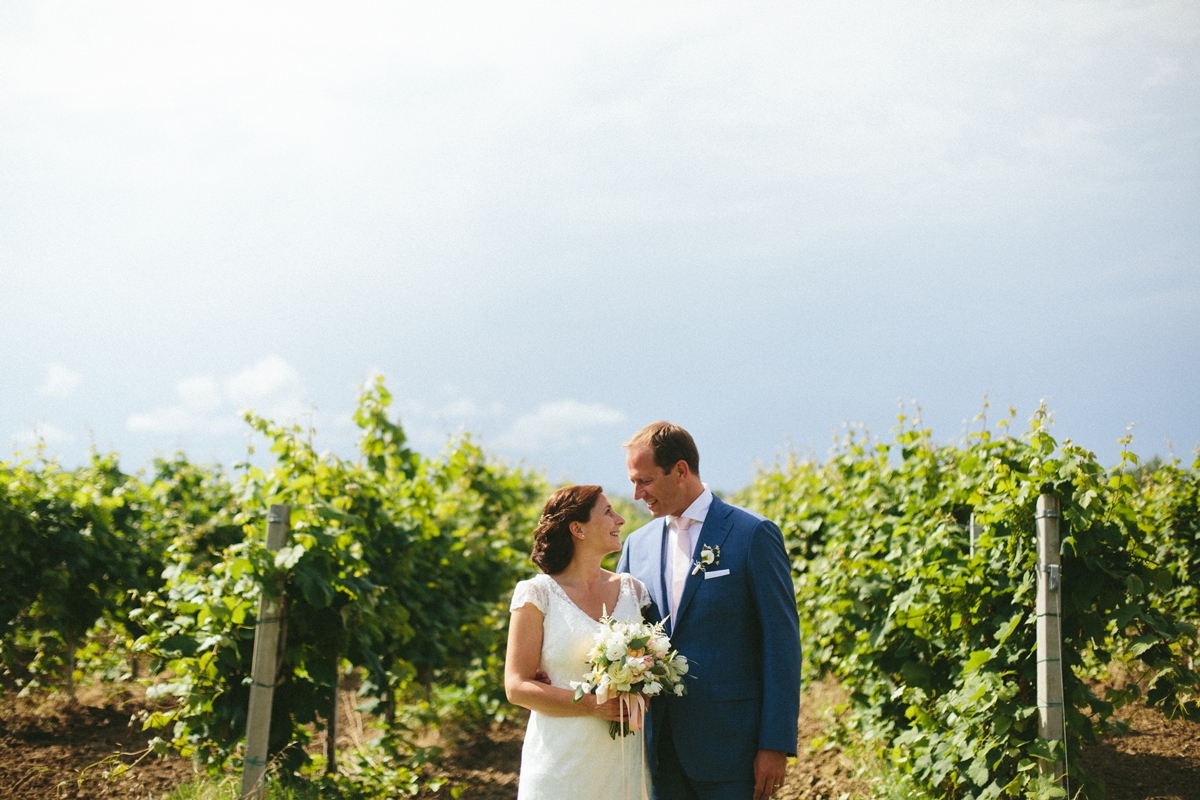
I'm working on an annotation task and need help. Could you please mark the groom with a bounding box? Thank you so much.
[617,421,801,800]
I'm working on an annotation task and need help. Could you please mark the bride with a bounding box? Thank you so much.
[505,485,653,799]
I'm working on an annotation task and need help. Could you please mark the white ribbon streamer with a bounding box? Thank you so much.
[619,693,650,800]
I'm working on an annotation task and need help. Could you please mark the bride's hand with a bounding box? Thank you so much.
[588,695,628,722]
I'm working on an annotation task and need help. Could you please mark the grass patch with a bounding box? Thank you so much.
[162,774,326,800]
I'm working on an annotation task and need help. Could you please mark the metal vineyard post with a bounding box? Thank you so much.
[1036,493,1065,786]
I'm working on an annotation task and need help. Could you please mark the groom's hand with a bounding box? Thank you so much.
[591,696,629,722]
[753,749,787,799]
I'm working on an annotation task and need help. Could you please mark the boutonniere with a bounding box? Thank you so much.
[691,544,721,575]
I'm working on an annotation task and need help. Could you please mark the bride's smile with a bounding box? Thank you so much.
[573,495,626,555]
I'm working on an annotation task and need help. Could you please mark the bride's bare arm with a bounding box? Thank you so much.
[505,604,625,721]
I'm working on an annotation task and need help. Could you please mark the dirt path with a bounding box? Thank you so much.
[0,688,194,800]
[4,681,1200,799]
[431,680,1200,800]
[1080,702,1200,800]
[425,680,872,799]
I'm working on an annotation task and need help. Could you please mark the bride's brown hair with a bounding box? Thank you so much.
[532,485,604,575]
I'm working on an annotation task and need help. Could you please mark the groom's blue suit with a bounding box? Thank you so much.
[617,495,801,790]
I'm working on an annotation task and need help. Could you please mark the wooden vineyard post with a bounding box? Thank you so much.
[1035,493,1065,785]
[969,512,982,558]
[325,644,339,775]
[241,504,291,800]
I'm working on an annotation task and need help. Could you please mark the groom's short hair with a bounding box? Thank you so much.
[624,421,700,477]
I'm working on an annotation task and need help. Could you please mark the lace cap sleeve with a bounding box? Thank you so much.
[628,574,652,609]
[510,576,549,614]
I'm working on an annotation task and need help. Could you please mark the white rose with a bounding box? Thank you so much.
[596,674,611,704]
[611,665,634,692]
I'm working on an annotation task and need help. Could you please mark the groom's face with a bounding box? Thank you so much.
[626,446,688,518]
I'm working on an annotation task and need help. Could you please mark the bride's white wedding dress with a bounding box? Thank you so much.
[510,572,652,800]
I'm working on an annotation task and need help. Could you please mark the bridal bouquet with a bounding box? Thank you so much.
[572,614,689,738]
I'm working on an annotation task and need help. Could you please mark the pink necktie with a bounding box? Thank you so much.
[670,517,693,621]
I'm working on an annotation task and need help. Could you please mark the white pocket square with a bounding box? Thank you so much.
[704,569,730,579]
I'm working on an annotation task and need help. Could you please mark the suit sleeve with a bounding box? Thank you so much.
[617,539,631,574]
[749,518,801,755]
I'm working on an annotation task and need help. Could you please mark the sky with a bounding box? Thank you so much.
[2,1,1198,494]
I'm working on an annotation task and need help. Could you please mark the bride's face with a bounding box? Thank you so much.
[574,493,626,555]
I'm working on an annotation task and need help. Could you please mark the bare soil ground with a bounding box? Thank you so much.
[1080,702,1200,800]
[430,679,1200,800]
[3,680,1200,799]
[424,679,880,799]
[0,685,195,800]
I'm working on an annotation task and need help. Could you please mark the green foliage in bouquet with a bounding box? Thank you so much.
[571,614,689,738]
[738,404,1200,799]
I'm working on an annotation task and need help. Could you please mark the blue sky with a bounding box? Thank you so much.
[2,1,1198,493]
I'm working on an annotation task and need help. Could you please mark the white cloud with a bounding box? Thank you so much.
[127,404,200,435]
[126,355,307,436]
[37,363,82,397]
[432,397,505,425]
[387,392,508,452]
[497,401,626,452]
[225,355,302,409]
[438,398,483,419]
[1144,56,1183,88]
[178,375,223,413]
[11,422,74,449]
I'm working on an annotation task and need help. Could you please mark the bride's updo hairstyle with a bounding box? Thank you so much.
[532,484,603,575]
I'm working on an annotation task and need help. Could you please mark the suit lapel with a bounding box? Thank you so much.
[673,496,734,633]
